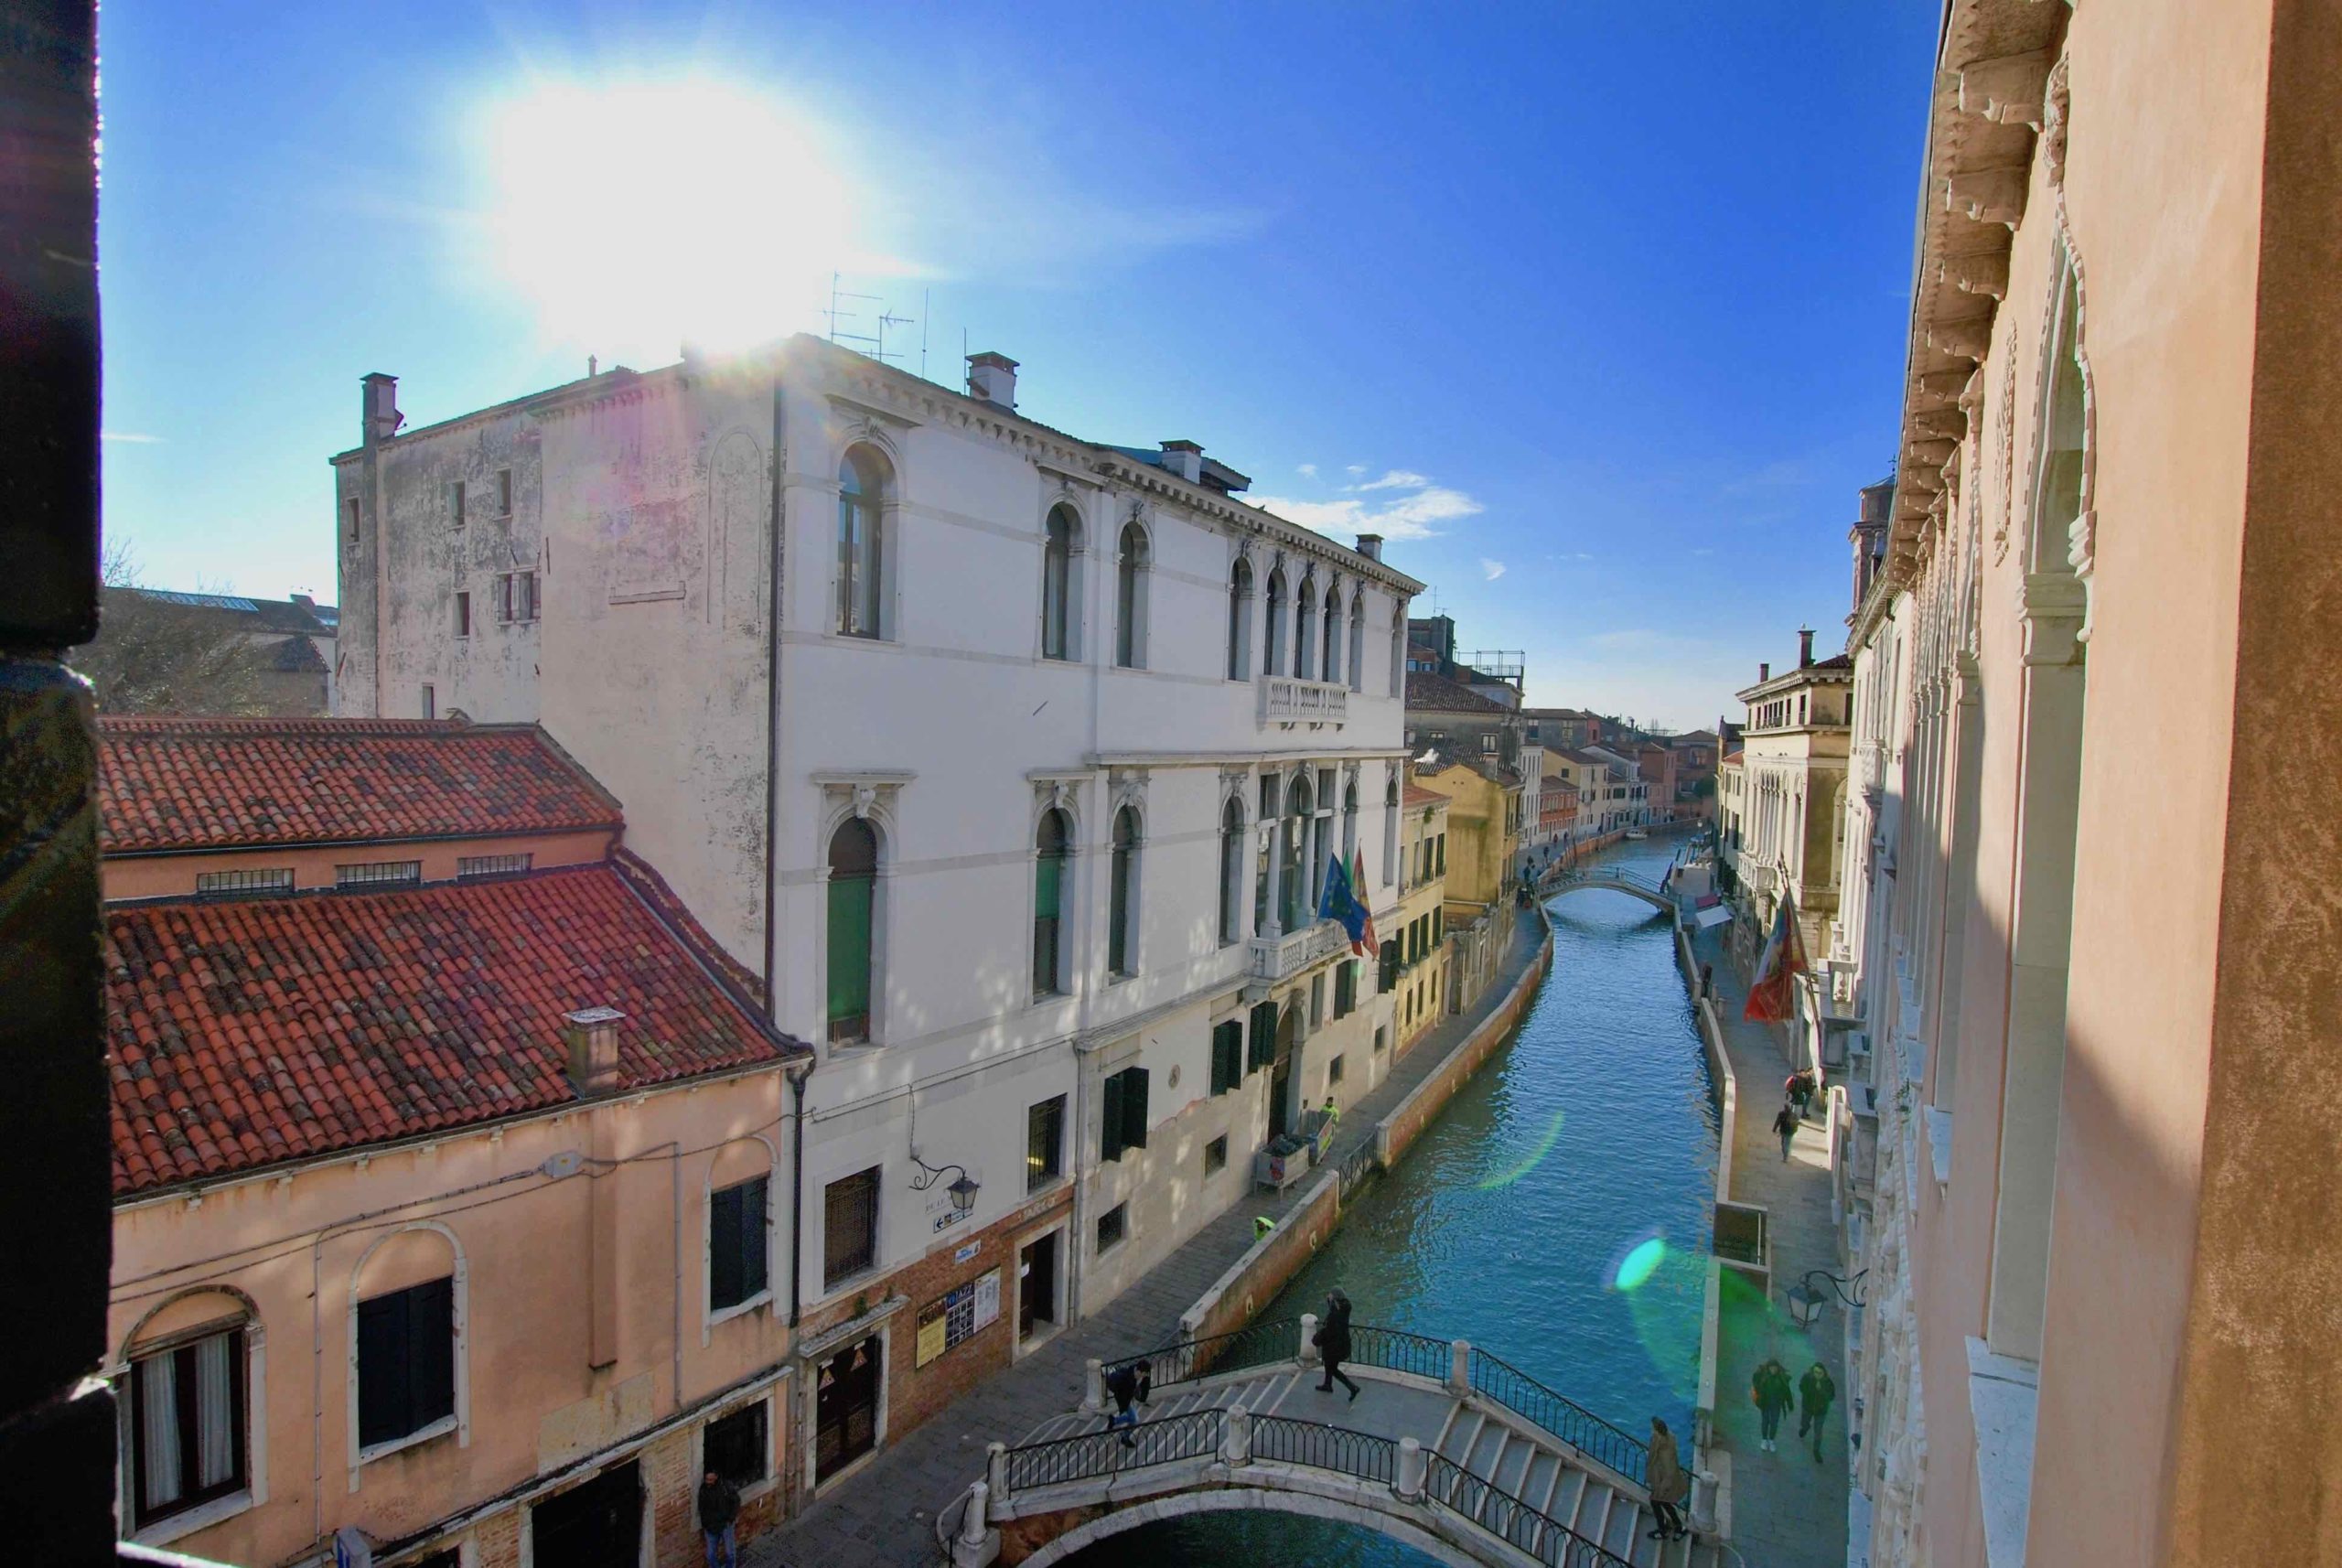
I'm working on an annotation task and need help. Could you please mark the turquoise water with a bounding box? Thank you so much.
[1062,840,1718,1566]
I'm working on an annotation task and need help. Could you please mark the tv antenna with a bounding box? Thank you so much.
[875,306,918,367]
[824,272,882,355]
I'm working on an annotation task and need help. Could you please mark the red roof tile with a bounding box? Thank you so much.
[106,865,795,1195]
[99,716,620,853]
[1402,784,1447,808]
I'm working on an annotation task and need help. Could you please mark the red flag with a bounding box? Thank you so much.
[1350,848,1379,957]
[1743,896,1806,1024]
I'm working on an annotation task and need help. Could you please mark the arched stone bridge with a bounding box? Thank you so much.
[1537,866,1679,914]
[940,1319,1721,1568]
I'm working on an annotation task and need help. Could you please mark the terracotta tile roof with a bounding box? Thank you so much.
[99,717,621,853]
[1404,671,1510,714]
[106,865,799,1195]
[1402,784,1448,809]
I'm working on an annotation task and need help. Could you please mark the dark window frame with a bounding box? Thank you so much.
[1026,1096,1066,1193]
[710,1174,771,1315]
[1095,1203,1127,1253]
[128,1323,250,1529]
[1099,1066,1150,1162]
[356,1275,456,1452]
[822,1166,881,1291]
[704,1400,768,1489]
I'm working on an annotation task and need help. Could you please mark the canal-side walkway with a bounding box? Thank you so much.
[1689,921,1850,1568]
[747,914,1548,1568]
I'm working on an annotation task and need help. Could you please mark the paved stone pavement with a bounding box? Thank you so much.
[1691,921,1850,1568]
[747,914,1548,1568]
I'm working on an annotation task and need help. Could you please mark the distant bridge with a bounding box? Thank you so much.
[941,1318,1719,1568]
[1537,866,1677,914]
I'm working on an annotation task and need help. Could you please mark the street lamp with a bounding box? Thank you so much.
[1785,1268,1866,1329]
[911,1154,981,1215]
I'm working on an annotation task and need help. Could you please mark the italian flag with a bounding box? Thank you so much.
[1743,895,1806,1024]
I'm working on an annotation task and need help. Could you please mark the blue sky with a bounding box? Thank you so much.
[99,2,1936,730]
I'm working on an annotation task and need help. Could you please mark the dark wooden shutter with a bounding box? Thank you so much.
[1380,940,1400,993]
[1211,1022,1241,1094]
[1122,1068,1150,1153]
[357,1289,409,1446]
[409,1277,455,1431]
[1101,1070,1125,1162]
[711,1182,744,1308]
[1248,1003,1277,1071]
[738,1176,769,1300]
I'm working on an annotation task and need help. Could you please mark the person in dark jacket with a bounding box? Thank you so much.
[1799,1360,1837,1461]
[1103,1360,1152,1446]
[698,1469,741,1568]
[1752,1358,1794,1453]
[1645,1416,1690,1541]
[1773,1101,1798,1162]
[1315,1289,1360,1401]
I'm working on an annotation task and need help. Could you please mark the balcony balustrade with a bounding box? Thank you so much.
[1259,674,1348,729]
[1249,918,1350,985]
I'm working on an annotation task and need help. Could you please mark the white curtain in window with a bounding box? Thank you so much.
[195,1334,235,1488]
[138,1353,182,1511]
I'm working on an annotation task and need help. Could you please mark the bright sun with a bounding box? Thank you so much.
[483,78,852,360]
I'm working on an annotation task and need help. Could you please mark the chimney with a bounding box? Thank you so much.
[1158,439,1204,483]
[1799,627,1816,667]
[966,351,1019,409]
[1759,662,1771,682]
[361,372,401,445]
[563,1006,626,1096]
[1356,533,1384,562]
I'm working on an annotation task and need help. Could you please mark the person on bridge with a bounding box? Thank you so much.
[1772,1101,1799,1162]
[1799,1360,1837,1462]
[1104,1360,1152,1446]
[1314,1289,1360,1401]
[1752,1358,1794,1452]
[1645,1417,1690,1541]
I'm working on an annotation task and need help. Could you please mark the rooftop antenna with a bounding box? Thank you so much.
[919,288,931,384]
[876,306,917,367]
[824,271,882,355]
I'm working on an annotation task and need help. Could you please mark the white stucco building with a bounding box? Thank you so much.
[332,335,1423,1493]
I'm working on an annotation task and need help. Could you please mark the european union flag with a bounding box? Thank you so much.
[1318,848,1370,952]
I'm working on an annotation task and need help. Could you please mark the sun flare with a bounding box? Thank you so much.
[482,77,852,360]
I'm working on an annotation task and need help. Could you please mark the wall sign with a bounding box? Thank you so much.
[915,1268,1002,1368]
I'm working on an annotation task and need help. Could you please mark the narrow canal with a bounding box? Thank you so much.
[1063,838,1719,1567]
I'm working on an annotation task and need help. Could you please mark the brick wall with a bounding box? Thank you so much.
[1182,1174,1341,1343]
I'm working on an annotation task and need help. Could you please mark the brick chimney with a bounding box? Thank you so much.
[1799,627,1816,667]
[563,1006,626,1096]
[1759,662,1771,682]
[1356,533,1384,562]
[361,371,401,446]
[965,351,1018,409]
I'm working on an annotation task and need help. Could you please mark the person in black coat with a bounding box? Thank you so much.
[1315,1289,1360,1401]
[1103,1359,1152,1446]
[697,1469,741,1568]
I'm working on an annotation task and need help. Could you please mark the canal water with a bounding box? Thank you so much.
[1062,838,1719,1567]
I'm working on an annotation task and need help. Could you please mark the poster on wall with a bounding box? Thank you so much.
[916,1268,1003,1368]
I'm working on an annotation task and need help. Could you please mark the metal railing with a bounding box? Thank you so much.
[1348,1324,1451,1382]
[998,1407,1221,1492]
[1252,1414,1399,1485]
[1467,1351,1649,1488]
[1114,1316,1302,1391]
[1423,1452,1636,1568]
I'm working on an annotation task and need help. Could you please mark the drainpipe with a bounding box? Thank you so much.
[787,1060,813,1327]
[764,373,788,1004]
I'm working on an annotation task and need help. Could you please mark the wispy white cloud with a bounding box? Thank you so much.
[1480,558,1508,581]
[102,431,165,444]
[1355,469,1429,493]
[1345,464,1368,478]
[1253,471,1484,542]
[1297,462,1317,478]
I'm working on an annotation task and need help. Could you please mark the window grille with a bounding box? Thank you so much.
[336,861,421,889]
[456,853,532,879]
[822,1167,879,1289]
[196,867,294,898]
[1095,1203,1127,1253]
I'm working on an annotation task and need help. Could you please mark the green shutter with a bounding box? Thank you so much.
[1123,1069,1150,1152]
[1036,852,1062,919]
[1248,1004,1277,1071]
[1101,1070,1124,1162]
[827,875,873,1028]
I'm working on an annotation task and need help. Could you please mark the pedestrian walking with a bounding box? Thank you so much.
[1751,1359,1793,1452]
[1315,1288,1360,1401]
[1700,963,1714,1000]
[697,1468,740,1568]
[1103,1359,1152,1446]
[1773,1101,1798,1162]
[1786,1069,1817,1120]
[1645,1417,1690,1541]
[1799,1360,1837,1462]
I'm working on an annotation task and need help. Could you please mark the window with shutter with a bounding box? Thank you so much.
[710,1175,769,1312]
[357,1276,454,1451]
[1379,940,1400,993]
[1247,1003,1277,1071]
[1101,1066,1148,1160]
[1122,1067,1149,1153]
[1100,1070,1125,1163]
[1210,1021,1242,1095]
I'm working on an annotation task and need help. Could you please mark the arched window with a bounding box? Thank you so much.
[1041,506,1076,660]
[826,819,878,1045]
[124,1293,257,1530]
[1382,771,1400,886]
[1219,797,1245,945]
[1108,806,1140,977]
[1034,809,1071,996]
[1295,573,1317,681]
[1115,522,1149,669]
[1227,558,1254,681]
[1348,590,1367,693]
[1343,777,1360,864]
[1321,583,1342,685]
[1280,774,1312,932]
[836,448,886,639]
[351,1225,465,1462]
[1264,569,1288,676]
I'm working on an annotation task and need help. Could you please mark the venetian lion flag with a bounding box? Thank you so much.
[1743,895,1807,1024]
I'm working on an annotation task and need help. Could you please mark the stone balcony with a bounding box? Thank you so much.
[1247,918,1350,992]
[1258,673,1348,729]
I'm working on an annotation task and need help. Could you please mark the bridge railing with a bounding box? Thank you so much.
[1423,1452,1636,1568]
[1252,1414,1400,1486]
[1347,1324,1452,1382]
[1114,1316,1302,1391]
[999,1407,1222,1492]
[1468,1349,1650,1488]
